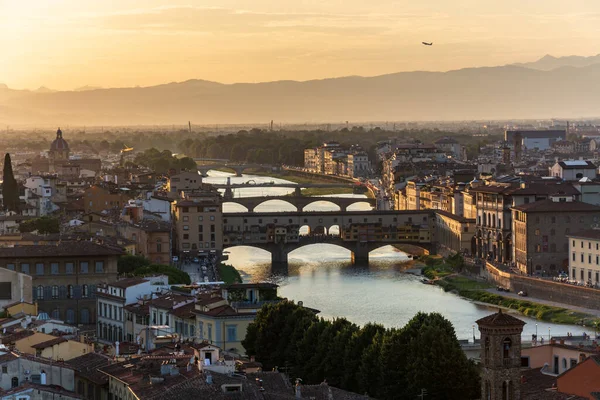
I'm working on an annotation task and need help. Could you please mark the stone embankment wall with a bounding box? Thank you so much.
[484,262,600,311]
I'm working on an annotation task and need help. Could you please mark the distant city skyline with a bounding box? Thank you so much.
[2,0,600,90]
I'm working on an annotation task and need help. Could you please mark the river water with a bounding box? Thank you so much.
[204,171,588,340]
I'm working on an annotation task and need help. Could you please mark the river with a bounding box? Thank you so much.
[204,170,589,340]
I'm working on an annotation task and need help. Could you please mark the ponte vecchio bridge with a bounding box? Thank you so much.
[222,210,437,270]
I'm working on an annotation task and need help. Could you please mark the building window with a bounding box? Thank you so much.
[535,229,540,236]
[572,268,576,278]
[182,243,190,249]
[65,262,74,274]
[51,263,59,275]
[581,241,584,248]
[6,263,14,271]
[80,262,89,274]
[589,255,593,264]
[572,240,575,247]
[20,264,29,274]
[198,216,203,222]
[183,225,189,231]
[581,254,584,262]
[82,285,89,298]
[157,243,162,252]
[52,285,59,299]
[210,216,215,221]
[183,234,189,240]
[182,207,189,213]
[227,325,237,342]
[183,216,189,222]
[37,285,44,300]
[581,270,584,280]
[36,263,45,275]
[95,261,104,273]
[67,285,74,299]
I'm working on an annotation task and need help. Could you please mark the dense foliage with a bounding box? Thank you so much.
[243,301,480,399]
[2,153,19,212]
[133,148,197,173]
[132,264,191,285]
[119,255,191,284]
[19,216,60,234]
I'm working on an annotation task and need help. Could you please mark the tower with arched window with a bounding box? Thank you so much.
[477,309,525,400]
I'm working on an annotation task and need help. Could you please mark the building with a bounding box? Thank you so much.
[476,310,525,400]
[567,229,600,286]
[347,152,370,178]
[0,242,123,325]
[0,268,32,310]
[48,128,70,172]
[434,137,465,160]
[434,210,476,255]
[303,148,318,172]
[0,350,76,392]
[521,341,597,375]
[550,160,597,181]
[172,189,223,255]
[83,185,131,214]
[167,171,204,197]
[30,336,94,361]
[147,292,196,347]
[556,354,600,399]
[505,129,566,152]
[96,277,169,344]
[512,196,600,275]
[117,219,172,265]
[195,283,280,354]
[66,352,112,400]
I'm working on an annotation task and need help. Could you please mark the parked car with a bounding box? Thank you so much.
[193,257,199,263]
[518,291,527,297]
[496,286,509,292]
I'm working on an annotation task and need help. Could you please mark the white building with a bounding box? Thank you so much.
[567,229,600,287]
[141,194,173,222]
[549,160,597,181]
[347,152,370,178]
[96,276,169,344]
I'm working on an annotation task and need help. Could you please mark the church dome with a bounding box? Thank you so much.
[50,128,69,151]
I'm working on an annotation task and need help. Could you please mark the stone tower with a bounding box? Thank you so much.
[476,309,525,400]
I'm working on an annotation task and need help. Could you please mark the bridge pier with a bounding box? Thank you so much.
[271,244,289,273]
[294,187,302,196]
[351,245,370,266]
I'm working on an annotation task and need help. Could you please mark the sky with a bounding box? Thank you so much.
[1,0,600,91]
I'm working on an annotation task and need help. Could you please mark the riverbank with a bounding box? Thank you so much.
[247,169,365,196]
[437,274,599,326]
[418,255,600,326]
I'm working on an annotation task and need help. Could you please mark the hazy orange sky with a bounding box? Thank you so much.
[1,0,599,90]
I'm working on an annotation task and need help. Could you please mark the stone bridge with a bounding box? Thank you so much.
[222,210,437,270]
[195,161,269,177]
[223,195,376,212]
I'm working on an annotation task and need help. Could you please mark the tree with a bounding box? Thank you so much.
[118,254,151,274]
[132,264,191,284]
[2,153,19,212]
[19,216,60,234]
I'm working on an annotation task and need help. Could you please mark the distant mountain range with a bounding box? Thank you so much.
[512,54,600,71]
[2,55,600,125]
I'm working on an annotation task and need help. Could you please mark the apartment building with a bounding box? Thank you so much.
[172,189,223,255]
[0,242,123,325]
[567,229,600,286]
[512,196,600,275]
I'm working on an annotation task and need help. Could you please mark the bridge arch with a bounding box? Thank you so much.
[328,224,341,237]
[222,201,250,213]
[254,199,298,213]
[302,200,342,212]
[346,200,375,211]
[299,225,311,236]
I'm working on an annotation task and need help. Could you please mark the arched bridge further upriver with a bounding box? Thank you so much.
[224,195,376,212]
[195,161,269,177]
[222,210,437,271]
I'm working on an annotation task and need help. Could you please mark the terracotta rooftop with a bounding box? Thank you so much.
[110,277,149,289]
[476,309,526,327]
[568,229,600,241]
[0,241,125,258]
[0,382,83,399]
[150,293,194,310]
[512,199,600,213]
[31,336,68,349]
[194,304,243,318]
[65,352,112,385]
[521,368,587,400]
[1,330,36,344]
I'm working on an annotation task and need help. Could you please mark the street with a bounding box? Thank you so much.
[179,255,218,284]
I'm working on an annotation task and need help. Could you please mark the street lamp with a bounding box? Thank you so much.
[548,327,551,341]
[536,323,538,345]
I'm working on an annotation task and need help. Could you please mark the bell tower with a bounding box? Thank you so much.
[477,309,525,400]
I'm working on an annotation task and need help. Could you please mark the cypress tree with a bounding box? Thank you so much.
[2,153,19,212]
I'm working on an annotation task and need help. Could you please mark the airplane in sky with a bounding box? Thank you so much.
[422,42,433,46]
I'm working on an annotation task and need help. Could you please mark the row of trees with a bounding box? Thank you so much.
[242,301,480,400]
[133,148,197,173]
[2,153,19,212]
[118,255,191,284]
